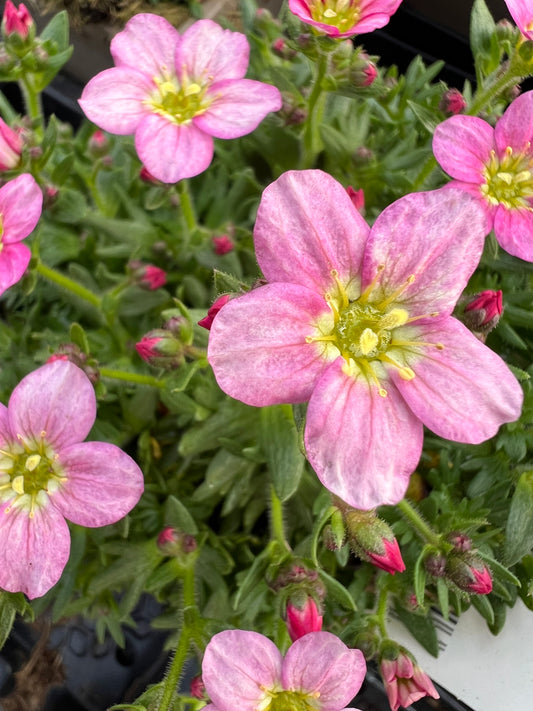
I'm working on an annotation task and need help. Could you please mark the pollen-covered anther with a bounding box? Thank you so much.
[379,308,409,329]
[12,475,24,494]
[25,454,41,471]
[359,328,379,355]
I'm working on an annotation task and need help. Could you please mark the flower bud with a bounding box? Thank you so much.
[379,644,439,711]
[2,1,33,40]
[212,234,234,255]
[352,146,373,164]
[139,165,162,184]
[128,260,167,290]
[286,595,323,642]
[157,526,197,556]
[424,550,447,578]
[350,52,378,87]
[271,37,296,60]
[0,117,22,171]
[190,675,206,700]
[463,289,503,338]
[439,88,466,115]
[353,628,380,660]
[447,531,472,552]
[344,508,406,574]
[446,553,492,595]
[198,294,231,330]
[346,186,365,214]
[88,129,110,156]
[135,330,184,369]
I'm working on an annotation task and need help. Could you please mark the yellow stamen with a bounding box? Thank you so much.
[12,475,24,495]
[358,264,385,304]
[378,275,416,310]
[25,454,41,472]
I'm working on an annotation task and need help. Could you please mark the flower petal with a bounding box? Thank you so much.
[391,317,523,443]
[196,79,281,139]
[8,361,96,450]
[135,114,214,183]
[305,359,423,509]
[52,442,144,527]
[504,1,533,40]
[0,243,31,296]
[282,632,366,710]
[493,203,533,261]
[0,173,42,243]
[178,19,250,81]
[110,13,178,75]
[433,115,494,182]
[0,502,70,598]
[79,67,153,135]
[254,170,369,294]
[208,282,335,407]
[494,90,533,154]
[362,188,488,317]
[202,630,282,711]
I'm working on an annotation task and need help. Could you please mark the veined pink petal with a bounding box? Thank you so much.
[79,67,154,135]
[178,19,250,82]
[196,79,281,139]
[110,13,178,75]
[0,174,42,244]
[433,115,494,182]
[0,502,70,599]
[8,361,96,450]
[135,114,214,183]
[208,283,335,406]
[494,91,533,155]
[305,359,423,510]
[282,632,366,710]
[392,318,523,444]
[349,0,403,34]
[254,170,369,294]
[505,0,533,39]
[52,442,144,527]
[0,403,10,446]
[493,203,533,261]
[0,243,31,296]
[362,189,487,317]
[202,630,282,711]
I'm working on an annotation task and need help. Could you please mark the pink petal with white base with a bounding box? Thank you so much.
[0,502,70,599]
[178,20,250,81]
[305,359,423,510]
[202,630,282,711]
[196,79,282,139]
[8,361,96,450]
[208,283,334,407]
[135,114,214,183]
[254,170,369,293]
[282,632,366,710]
[433,116,494,181]
[493,204,533,261]
[53,442,144,527]
[494,91,533,154]
[110,13,178,75]
[392,318,523,443]
[0,174,42,243]
[0,242,31,296]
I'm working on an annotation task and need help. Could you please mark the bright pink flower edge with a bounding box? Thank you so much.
[288,0,403,39]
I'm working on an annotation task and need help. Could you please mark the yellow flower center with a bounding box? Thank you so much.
[309,0,360,31]
[258,688,320,711]
[148,72,211,125]
[481,145,533,210]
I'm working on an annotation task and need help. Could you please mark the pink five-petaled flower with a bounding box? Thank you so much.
[208,170,523,510]
[79,14,282,184]
[380,650,439,711]
[433,90,533,262]
[0,173,42,297]
[288,0,403,39]
[505,0,533,39]
[0,360,144,599]
[202,629,366,711]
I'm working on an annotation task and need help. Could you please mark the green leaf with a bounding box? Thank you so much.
[319,569,356,611]
[40,10,70,50]
[414,549,427,606]
[51,188,88,224]
[471,593,495,626]
[393,604,439,657]
[260,405,305,502]
[164,495,198,535]
[437,578,450,620]
[69,322,91,354]
[505,471,533,566]
[470,0,496,60]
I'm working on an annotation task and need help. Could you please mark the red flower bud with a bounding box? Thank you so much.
[379,646,439,711]
[198,294,231,330]
[446,553,492,595]
[344,508,406,575]
[135,330,184,369]
[157,527,197,556]
[2,1,33,39]
[128,260,167,290]
[286,596,323,642]
[439,88,467,115]
[88,129,110,156]
[464,290,503,334]
[0,117,22,171]
[190,675,206,700]
[212,234,234,255]
[346,186,365,213]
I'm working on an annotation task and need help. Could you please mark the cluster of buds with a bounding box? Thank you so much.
[47,343,99,384]
[379,642,439,711]
[328,43,379,89]
[278,92,307,126]
[462,290,503,341]
[136,305,196,369]
[424,533,493,595]
[268,561,326,641]
[127,260,167,290]
[157,526,197,558]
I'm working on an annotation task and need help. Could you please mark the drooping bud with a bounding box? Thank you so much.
[128,260,167,290]
[198,294,231,330]
[212,234,234,255]
[135,330,184,369]
[446,553,492,595]
[462,289,503,339]
[379,643,439,711]
[2,1,33,40]
[0,117,22,171]
[353,627,380,660]
[439,88,467,115]
[343,508,406,575]
[286,595,323,642]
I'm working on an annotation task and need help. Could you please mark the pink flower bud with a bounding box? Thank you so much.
[198,294,231,330]
[447,531,472,552]
[439,88,467,115]
[2,1,33,39]
[464,290,503,333]
[190,675,206,700]
[212,234,234,255]
[128,261,167,290]
[135,331,184,369]
[139,165,162,184]
[380,646,439,711]
[88,129,109,156]
[344,508,406,575]
[346,186,365,213]
[350,53,378,87]
[446,553,493,595]
[286,596,323,642]
[157,526,197,556]
[0,117,22,171]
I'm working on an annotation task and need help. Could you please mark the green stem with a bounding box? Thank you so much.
[270,485,288,548]
[99,367,164,388]
[376,584,390,638]
[177,180,197,233]
[468,53,528,116]
[302,51,329,168]
[19,75,44,137]
[36,262,101,308]
[396,499,441,547]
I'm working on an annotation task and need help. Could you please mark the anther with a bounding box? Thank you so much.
[25,454,41,471]
[12,475,24,495]
[359,328,379,355]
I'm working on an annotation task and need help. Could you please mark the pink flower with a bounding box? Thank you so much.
[0,361,144,598]
[79,15,282,183]
[198,294,231,330]
[286,596,323,641]
[202,629,366,711]
[505,0,533,39]
[433,90,533,262]
[288,0,403,39]
[2,1,33,39]
[0,173,42,296]
[0,118,23,171]
[380,650,439,711]
[212,234,234,255]
[208,170,523,510]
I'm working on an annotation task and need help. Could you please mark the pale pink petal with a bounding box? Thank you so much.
[494,90,533,154]
[305,359,423,510]
[208,283,335,406]
[202,630,282,711]
[254,170,369,294]
[392,318,523,443]
[0,502,70,598]
[0,173,42,243]
[196,79,281,139]
[505,0,533,39]
[79,68,154,135]
[110,13,178,75]
[135,114,214,183]
[0,243,31,296]
[8,361,96,450]
[282,632,366,710]
[433,115,494,181]
[178,19,250,81]
[52,442,144,527]
[351,0,403,33]
[493,203,533,261]
[0,403,10,445]
[362,188,487,317]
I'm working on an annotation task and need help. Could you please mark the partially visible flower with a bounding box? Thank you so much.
[0,173,42,297]
[288,0,403,39]
[463,289,503,338]
[202,629,366,711]
[344,507,405,574]
[446,553,493,594]
[380,646,439,711]
[198,294,231,330]
[212,234,234,255]
[433,90,533,262]
[79,15,282,183]
[286,596,323,641]
[208,170,523,510]
[139,166,161,184]
[346,186,365,212]
[0,361,144,598]
[439,88,466,115]
[0,118,22,171]
[128,260,167,290]
[505,0,533,40]
[135,330,184,369]
[2,1,33,40]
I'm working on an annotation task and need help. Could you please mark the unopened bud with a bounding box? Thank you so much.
[212,234,234,255]
[353,146,373,164]
[190,675,206,700]
[447,531,472,552]
[439,88,466,115]
[272,37,296,60]
[463,289,503,338]
[446,553,492,595]
[135,330,184,369]
[350,52,378,87]
[2,1,33,40]
[344,508,406,575]
[88,129,110,156]
[128,260,167,290]
[157,526,197,556]
[353,628,380,660]
[286,596,323,642]
[198,294,231,330]
[424,550,446,578]
[346,186,365,213]
[139,165,162,184]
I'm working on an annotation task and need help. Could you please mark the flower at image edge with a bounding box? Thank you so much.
[288,0,403,39]
[79,14,282,183]
[207,170,523,510]
[0,360,144,599]
[505,0,533,39]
